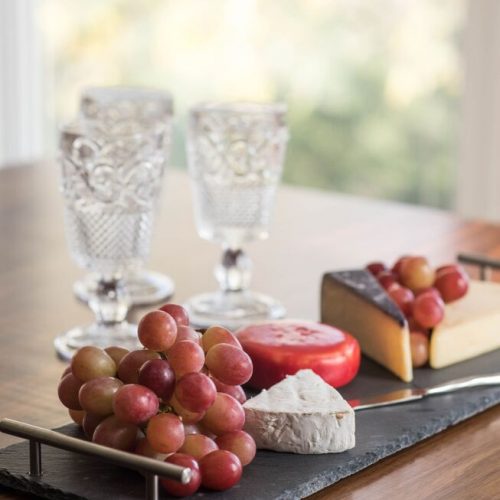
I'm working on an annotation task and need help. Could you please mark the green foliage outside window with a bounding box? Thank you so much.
[40,0,464,209]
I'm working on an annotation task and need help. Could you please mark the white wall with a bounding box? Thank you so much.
[0,0,44,167]
[456,0,500,222]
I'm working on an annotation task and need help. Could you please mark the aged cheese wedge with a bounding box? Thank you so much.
[430,280,500,368]
[321,269,413,382]
[243,369,355,454]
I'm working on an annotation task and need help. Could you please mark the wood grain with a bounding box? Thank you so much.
[309,405,500,500]
[0,163,499,499]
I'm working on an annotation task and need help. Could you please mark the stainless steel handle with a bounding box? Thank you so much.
[0,418,192,500]
[426,374,500,396]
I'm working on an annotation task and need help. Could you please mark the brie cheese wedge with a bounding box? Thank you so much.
[243,369,355,454]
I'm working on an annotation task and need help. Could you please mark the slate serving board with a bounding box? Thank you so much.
[1,350,499,500]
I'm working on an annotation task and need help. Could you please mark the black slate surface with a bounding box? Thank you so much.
[1,350,499,500]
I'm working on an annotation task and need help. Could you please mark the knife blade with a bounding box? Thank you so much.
[348,373,500,411]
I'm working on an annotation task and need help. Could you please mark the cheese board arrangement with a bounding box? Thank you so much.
[1,353,499,500]
[1,255,500,499]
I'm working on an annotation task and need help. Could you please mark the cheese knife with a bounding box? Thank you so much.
[348,373,500,411]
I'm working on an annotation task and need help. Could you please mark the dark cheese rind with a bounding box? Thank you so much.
[322,270,406,327]
[321,268,412,382]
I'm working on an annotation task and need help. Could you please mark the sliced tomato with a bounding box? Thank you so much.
[236,320,360,389]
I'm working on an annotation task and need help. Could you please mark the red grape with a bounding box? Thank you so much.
[183,423,201,435]
[179,434,218,460]
[78,376,123,417]
[210,376,247,404]
[175,373,217,413]
[412,292,445,328]
[138,358,176,401]
[112,384,159,425]
[436,264,461,275]
[205,344,252,386]
[387,283,414,316]
[407,316,430,334]
[167,340,205,378]
[138,310,177,351]
[174,326,202,345]
[170,395,206,424]
[377,271,397,290]
[160,453,201,497]
[82,413,105,439]
[158,304,190,327]
[201,393,245,435]
[199,450,242,491]
[434,265,469,303]
[104,346,129,366]
[197,423,217,439]
[117,349,160,384]
[68,409,85,426]
[71,346,116,382]
[215,431,256,466]
[399,256,435,291]
[93,415,138,451]
[58,373,83,410]
[410,331,429,368]
[146,413,185,453]
[134,437,168,461]
[415,286,442,300]
[60,365,72,379]
[201,326,241,353]
[392,255,412,276]
[366,262,386,276]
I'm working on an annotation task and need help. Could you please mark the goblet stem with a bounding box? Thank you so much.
[184,246,285,329]
[215,248,252,294]
[88,277,130,327]
[54,275,138,360]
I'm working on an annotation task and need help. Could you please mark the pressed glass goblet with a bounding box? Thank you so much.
[73,86,175,307]
[54,119,168,359]
[185,102,289,329]
[80,85,173,137]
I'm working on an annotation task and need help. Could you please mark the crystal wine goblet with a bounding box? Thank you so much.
[185,102,289,329]
[73,86,175,307]
[54,119,169,360]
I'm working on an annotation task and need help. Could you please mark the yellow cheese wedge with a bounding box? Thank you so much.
[321,270,413,382]
[430,280,500,368]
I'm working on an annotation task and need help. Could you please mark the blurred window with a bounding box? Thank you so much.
[6,1,466,210]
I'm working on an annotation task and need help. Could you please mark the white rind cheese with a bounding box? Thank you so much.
[243,369,355,454]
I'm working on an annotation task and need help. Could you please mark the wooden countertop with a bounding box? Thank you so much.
[0,163,499,499]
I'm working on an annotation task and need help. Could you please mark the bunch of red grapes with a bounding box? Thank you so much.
[366,256,470,367]
[57,303,256,496]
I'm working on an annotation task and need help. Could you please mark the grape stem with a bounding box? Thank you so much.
[159,403,175,414]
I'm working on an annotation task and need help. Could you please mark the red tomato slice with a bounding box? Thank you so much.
[236,321,360,389]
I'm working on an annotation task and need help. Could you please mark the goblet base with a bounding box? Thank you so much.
[73,270,175,307]
[54,322,140,361]
[184,290,286,330]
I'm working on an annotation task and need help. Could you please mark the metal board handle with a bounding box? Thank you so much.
[0,418,191,500]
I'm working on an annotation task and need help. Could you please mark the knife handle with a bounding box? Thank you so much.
[426,373,500,396]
